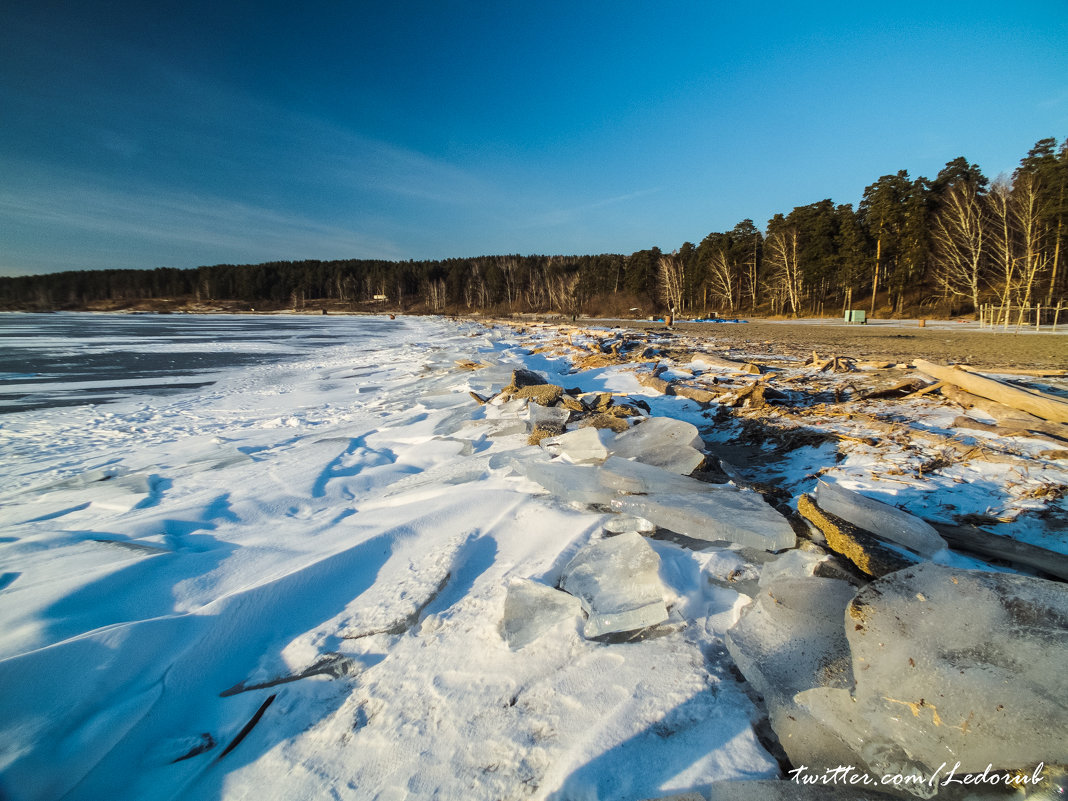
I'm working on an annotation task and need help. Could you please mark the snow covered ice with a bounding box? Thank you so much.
[0,313,778,801]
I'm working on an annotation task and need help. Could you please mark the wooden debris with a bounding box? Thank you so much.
[469,391,489,405]
[671,384,718,404]
[861,378,928,400]
[903,380,945,399]
[806,352,855,373]
[958,366,1068,378]
[932,523,1068,581]
[914,359,1068,424]
[798,493,922,577]
[941,385,1068,443]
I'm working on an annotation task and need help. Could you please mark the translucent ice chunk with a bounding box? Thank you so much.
[611,416,702,450]
[527,402,570,429]
[501,578,581,649]
[603,515,656,535]
[814,480,946,558]
[725,567,860,769]
[599,456,724,495]
[802,562,1068,776]
[609,417,705,474]
[560,532,669,638]
[523,461,616,506]
[611,490,796,551]
[541,427,609,464]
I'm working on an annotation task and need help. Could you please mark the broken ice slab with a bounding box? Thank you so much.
[78,474,157,513]
[611,490,796,552]
[560,531,669,638]
[611,416,702,451]
[540,427,609,464]
[602,515,656,535]
[814,480,946,558]
[484,420,528,438]
[802,562,1068,777]
[725,556,860,770]
[598,456,723,495]
[609,417,705,474]
[527,402,570,429]
[490,397,529,417]
[500,578,582,649]
[524,461,617,506]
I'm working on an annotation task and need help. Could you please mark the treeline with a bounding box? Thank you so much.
[2,137,1065,318]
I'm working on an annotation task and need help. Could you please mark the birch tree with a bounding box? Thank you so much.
[764,227,802,316]
[931,180,985,313]
[657,254,685,313]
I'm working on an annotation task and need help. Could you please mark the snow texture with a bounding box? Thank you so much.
[0,313,777,801]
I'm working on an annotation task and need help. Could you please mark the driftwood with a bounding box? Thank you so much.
[914,359,1068,424]
[941,385,1068,444]
[932,523,1068,581]
[958,366,1068,378]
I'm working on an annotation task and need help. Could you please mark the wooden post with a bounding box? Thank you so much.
[1054,300,1063,333]
[1036,303,1042,331]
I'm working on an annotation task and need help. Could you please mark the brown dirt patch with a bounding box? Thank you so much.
[584,318,1068,370]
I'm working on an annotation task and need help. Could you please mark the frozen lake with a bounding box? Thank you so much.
[0,315,781,800]
[0,312,406,413]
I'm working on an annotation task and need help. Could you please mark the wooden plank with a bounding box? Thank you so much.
[914,359,1068,424]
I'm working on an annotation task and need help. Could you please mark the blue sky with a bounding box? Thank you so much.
[1,1,1066,276]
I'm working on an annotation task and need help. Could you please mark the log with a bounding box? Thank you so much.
[914,359,1068,424]
[958,366,1068,378]
[941,385,1068,443]
[932,523,1068,581]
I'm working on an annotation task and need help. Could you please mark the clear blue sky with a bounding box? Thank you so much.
[1,1,1066,276]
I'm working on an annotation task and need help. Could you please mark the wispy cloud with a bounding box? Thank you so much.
[0,160,405,274]
[516,187,664,229]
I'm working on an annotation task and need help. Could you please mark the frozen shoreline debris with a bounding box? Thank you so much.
[611,490,796,552]
[813,480,946,558]
[501,578,582,649]
[560,531,670,638]
[799,563,1068,783]
[724,551,860,769]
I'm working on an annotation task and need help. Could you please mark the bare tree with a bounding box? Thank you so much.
[931,181,985,313]
[499,257,520,310]
[706,247,736,312]
[985,178,1017,325]
[425,278,446,310]
[1012,171,1051,308]
[657,254,685,313]
[764,228,802,316]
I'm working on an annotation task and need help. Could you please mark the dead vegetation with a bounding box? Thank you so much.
[479,319,1068,545]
